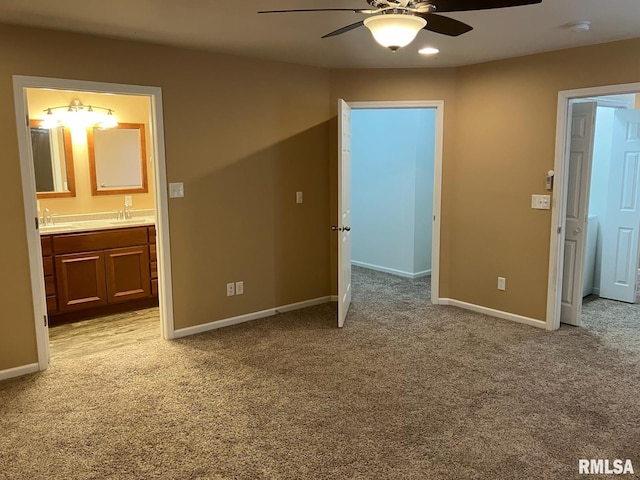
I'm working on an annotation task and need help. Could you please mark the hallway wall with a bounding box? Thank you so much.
[351,108,435,277]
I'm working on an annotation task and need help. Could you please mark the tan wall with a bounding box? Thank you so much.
[27,89,155,215]
[0,23,331,370]
[448,39,640,320]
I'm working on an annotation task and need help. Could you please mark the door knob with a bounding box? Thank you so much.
[343,226,351,231]
[331,226,351,232]
[574,226,583,234]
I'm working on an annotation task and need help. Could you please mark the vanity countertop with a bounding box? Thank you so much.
[39,217,155,235]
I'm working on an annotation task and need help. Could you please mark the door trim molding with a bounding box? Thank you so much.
[347,100,444,304]
[547,82,640,331]
[12,75,175,373]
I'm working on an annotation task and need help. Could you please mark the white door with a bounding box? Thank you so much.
[561,101,597,326]
[337,99,352,328]
[599,109,640,303]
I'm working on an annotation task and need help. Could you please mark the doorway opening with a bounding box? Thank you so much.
[548,82,640,330]
[336,100,443,328]
[13,76,175,370]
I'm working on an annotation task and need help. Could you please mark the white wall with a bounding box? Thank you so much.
[351,108,435,278]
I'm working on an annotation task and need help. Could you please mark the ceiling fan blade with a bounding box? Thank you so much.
[431,0,542,13]
[418,13,473,37]
[259,8,371,14]
[322,21,365,38]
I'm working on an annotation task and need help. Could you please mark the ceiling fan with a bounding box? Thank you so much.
[259,0,542,51]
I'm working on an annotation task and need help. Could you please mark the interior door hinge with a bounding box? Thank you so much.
[26,114,30,127]
[557,226,562,234]
[44,315,48,327]
[35,216,39,230]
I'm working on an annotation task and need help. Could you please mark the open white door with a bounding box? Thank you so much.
[599,109,640,303]
[561,101,597,326]
[337,99,352,328]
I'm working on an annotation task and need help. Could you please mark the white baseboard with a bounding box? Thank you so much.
[0,362,39,381]
[352,261,431,279]
[330,295,339,302]
[275,296,332,313]
[173,296,333,338]
[438,298,547,330]
[592,287,600,296]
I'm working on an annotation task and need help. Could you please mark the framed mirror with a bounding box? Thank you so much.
[88,122,148,195]
[29,120,76,198]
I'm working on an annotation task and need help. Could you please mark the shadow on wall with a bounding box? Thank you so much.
[169,121,331,329]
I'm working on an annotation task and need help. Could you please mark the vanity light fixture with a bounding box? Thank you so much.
[40,99,118,129]
[363,14,426,52]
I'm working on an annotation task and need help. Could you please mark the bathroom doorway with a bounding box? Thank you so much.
[549,82,640,329]
[13,76,175,370]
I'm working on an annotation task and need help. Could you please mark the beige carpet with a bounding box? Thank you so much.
[1,266,639,479]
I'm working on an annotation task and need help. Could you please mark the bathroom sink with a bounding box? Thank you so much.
[109,218,149,225]
[39,223,74,232]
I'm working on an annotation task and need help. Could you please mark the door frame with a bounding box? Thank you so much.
[12,75,175,371]
[547,82,640,330]
[347,100,444,303]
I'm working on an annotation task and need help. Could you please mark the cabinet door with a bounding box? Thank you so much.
[56,251,108,312]
[105,245,151,303]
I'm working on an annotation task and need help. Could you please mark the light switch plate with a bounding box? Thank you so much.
[169,182,184,198]
[296,191,303,204]
[531,194,551,210]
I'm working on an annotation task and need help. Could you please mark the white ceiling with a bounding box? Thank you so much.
[1,0,639,69]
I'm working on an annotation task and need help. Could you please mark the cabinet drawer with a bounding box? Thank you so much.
[45,275,56,296]
[43,256,54,276]
[41,235,53,256]
[46,295,58,314]
[53,227,148,255]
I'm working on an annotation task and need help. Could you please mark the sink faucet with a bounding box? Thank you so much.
[123,203,132,220]
[42,208,50,226]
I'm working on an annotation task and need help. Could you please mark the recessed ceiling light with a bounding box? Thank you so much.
[418,47,439,55]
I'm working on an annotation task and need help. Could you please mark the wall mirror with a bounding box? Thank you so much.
[88,122,148,195]
[29,120,76,198]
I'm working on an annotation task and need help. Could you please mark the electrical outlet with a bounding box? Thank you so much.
[226,282,235,296]
[235,281,244,295]
[497,277,506,291]
[124,195,132,207]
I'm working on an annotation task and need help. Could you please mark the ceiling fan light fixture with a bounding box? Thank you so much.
[363,14,427,51]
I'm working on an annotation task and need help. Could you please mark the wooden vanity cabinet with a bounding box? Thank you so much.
[42,225,157,321]
[41,235,58,314]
